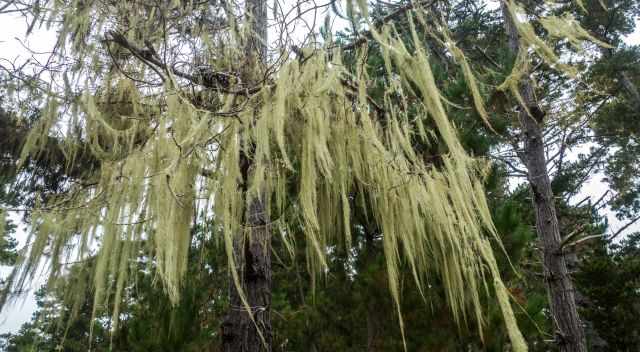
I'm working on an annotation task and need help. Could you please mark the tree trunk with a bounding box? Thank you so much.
[363,233,382,352]
[221,1,272,351]
[221,193,272,352]
[501,4,587,352]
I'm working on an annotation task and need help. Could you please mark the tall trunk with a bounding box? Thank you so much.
[501,4,587,352]
[221,1,272,351]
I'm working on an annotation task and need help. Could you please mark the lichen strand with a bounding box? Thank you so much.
[498,1,610,107]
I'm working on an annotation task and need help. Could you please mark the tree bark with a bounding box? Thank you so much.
[363,233,382,352]
[501,4,587,352]
[221,1,272,351]
[221,193,272,352]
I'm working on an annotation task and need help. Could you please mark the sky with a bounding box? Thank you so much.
[0,1,639,336]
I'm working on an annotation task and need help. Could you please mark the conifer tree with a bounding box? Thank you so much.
[220,0,273,350]
[499,3,588,350]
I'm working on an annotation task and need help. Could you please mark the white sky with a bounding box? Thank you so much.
[1,2,639,336]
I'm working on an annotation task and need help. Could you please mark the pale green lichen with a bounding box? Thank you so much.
[3,1,609,350]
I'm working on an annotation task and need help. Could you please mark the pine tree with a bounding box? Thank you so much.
[221,0,273,350]
[500,3,588,351]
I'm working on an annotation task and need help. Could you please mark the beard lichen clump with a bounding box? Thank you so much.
[7,51,527,352]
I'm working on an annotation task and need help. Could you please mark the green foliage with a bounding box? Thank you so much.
[0,213,18,267]
[0,285,111,352]
[576,234,640,350]
[0,196,539,351]
[574,0,640,219]
[0,224,225,351]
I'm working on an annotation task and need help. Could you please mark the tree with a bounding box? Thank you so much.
[221,1,273,350]
[501,8,588,352]
[0,219,227,352]
[576,233,640,350]
[576,0,640,220]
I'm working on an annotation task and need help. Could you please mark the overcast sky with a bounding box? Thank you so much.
[1,2,639,336]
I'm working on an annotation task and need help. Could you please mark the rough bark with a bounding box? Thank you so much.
[501,4,587,352]
[221,0,272,351]
[221,191,272,352]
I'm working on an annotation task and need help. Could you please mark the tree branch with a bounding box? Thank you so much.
[608,215,640,241]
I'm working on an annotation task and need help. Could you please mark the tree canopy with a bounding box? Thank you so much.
[1,0,639,351]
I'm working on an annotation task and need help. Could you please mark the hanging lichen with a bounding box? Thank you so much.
[1,1,612,350]
[499,0,610,107]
